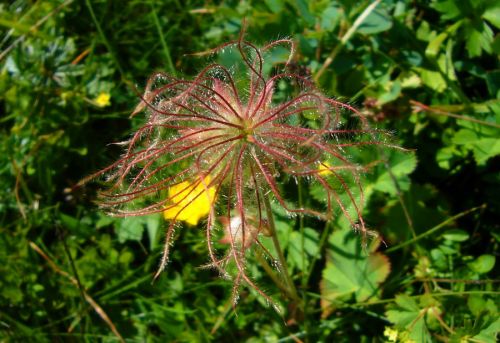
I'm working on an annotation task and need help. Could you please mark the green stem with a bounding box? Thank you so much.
[151,1,176,75]
[297,179,308,340]
[85,0,125,79]
[305,220,331,284]
[386,204,486,253]
[314,0,381,82]
[262,192,301,304]
[255,251,295,301]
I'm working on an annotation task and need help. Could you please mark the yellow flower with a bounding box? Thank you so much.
[163,176,216,226]
[383,327,399,342]
[95,92,111,107]
[318,161,332,176]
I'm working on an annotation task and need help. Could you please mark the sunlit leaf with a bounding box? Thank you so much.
[386,295,433,343]
[320,227,391,317]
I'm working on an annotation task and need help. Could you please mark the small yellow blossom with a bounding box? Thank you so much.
[95,92,111,107]
[384,327,399,342]
[318,161,332,176]
[164,176,216,226]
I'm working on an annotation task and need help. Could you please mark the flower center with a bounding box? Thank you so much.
[240,119,255,142]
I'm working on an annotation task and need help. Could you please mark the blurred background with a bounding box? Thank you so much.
[0,0,498,341]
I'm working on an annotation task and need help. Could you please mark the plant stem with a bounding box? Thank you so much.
[297,178,309,339]
[254,251,296,301]
[314,0,381,82]
[305,220,331,285]
[386,204,486,253]
[85,0,125,79]
[410,100,500,129]
[262,192,301,304]
[151,1,176,76]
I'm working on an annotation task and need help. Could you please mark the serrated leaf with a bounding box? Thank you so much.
[386,295,433,343]
[425,20,462,59]
[465,23,493,58]
[483,5,500,29]
[452,127,500,165]
[320,228,390,317]
[430,0,461,20]
[471,317,500,343]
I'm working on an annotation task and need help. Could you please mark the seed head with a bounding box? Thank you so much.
[92,31,387,305]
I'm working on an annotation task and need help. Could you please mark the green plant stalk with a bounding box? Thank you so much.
[410,100,500,129]
[305,220,331,285]
[254,251,296,301]
[386,204,486,253]
[84,0,125,79]
[297,179,309,340]
[314,0,381,81]
[151,1,176,76]
[262,192,301,305]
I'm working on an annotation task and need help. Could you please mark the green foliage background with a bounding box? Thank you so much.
[0,0,498,342]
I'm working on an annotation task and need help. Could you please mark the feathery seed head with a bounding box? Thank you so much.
[93,31,386,305]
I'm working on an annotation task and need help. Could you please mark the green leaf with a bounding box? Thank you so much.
[357,7,393,35]
[320,6,341,32]
[486,70,500,98]
[468,294,486,316]
[292,0,315,26]
[442,229,469,242]
[146,213,162,250]
[464,22,494,58]
[320,227,390,317]
[372,150,417,195]
[471,317,500,343]
[378,80,401,105]
[419,67,447,92]
[431,0,461,20]
[483,5,500,29]
[452,127,500,165]
[286,227,319,272]
[386,295,433,343]
[116,217,145,243]
[437,51,456,81]
[426,32,448,59]
[425,20,461,59]
[264,0,284,14]
[436,145,461,169]
[468,254,495,274]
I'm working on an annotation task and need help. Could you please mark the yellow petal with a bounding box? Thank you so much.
[163,176,216,226]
